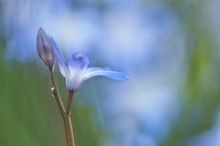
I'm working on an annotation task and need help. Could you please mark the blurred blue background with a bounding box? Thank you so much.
[0,0,220,146]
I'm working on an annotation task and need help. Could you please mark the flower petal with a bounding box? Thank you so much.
[48,36,69,77]
[72,53,89,68]
[83,67,129,81]
[68,53,89,76]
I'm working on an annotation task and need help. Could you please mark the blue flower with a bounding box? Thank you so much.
[48,36,129,91]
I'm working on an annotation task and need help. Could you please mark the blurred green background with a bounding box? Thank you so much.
[0,0,220,146]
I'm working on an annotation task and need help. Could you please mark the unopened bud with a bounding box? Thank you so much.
[36,27,54,70]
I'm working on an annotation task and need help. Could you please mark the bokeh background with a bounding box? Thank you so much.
[0,0,220,146]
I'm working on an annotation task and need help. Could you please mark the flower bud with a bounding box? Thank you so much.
[36,27,54,70]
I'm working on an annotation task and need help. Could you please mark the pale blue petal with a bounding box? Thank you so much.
[83,67,129,81]
[49,36,69,77]
[68,53,89,76]
[71,53,89,69]
[65,76,82,91]
[65,77,75,91]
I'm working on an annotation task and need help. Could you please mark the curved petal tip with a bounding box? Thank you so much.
[84,67,129,81]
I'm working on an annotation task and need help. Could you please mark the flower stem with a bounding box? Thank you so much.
[66,91,74,115]
[49,70,66,118]
[49,70,75,146]
[64,90,75,146]
[64,112,75,146]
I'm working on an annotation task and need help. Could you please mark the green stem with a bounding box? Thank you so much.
[66,91,74,115]
[49,70,75,146]
[49,70,66,117]
[63,112,75,146]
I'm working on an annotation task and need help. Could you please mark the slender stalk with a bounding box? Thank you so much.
[49,70,66,118]
[66,91,74,115]
[64,112,75,146]
[64,90,75,146]
[49,69,75,146]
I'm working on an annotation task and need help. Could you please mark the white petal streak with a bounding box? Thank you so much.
[83,67,129,81]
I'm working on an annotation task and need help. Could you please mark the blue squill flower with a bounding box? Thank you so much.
[49,37,129,91]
